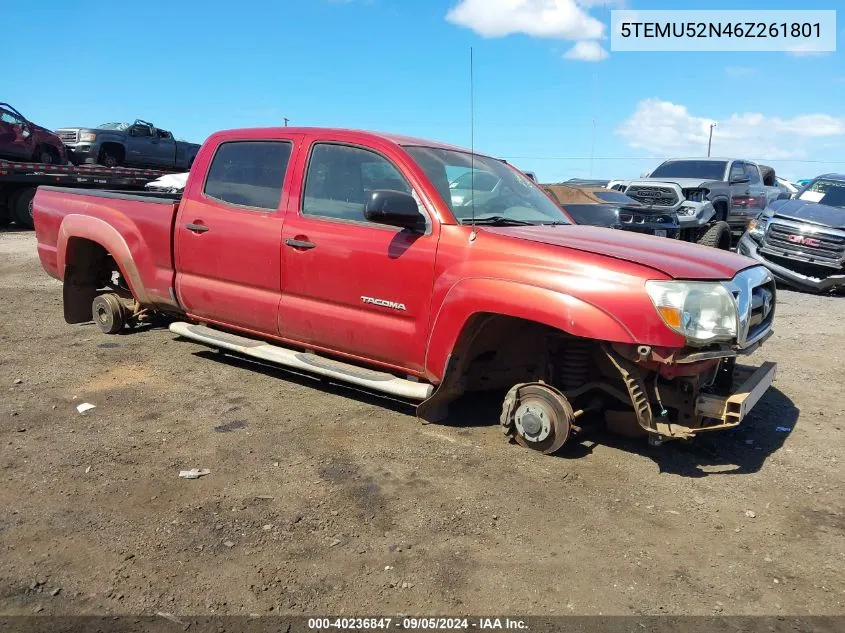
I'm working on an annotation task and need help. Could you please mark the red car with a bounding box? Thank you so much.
[32,127,777,454]
[0,103,67,165]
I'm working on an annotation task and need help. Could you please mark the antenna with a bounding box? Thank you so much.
[470,46,476,235]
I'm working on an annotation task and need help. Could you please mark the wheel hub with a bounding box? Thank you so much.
[514,402,552,443]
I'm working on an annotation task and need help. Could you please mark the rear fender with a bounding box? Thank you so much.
[58,214,149,304]
[424,278,636,380]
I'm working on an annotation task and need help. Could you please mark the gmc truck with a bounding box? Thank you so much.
[57,120,200,169]
[33,127,777,454]
[739,173,845,293]
[610,158,770,250]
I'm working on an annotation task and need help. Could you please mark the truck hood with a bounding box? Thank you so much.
[768,198,845,229]
[55,127,97,133]
[632,178,716,189]
[483,225,753,280]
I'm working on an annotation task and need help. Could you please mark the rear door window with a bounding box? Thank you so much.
[203,141,293,211]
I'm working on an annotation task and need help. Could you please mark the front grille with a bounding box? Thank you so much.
[761,221,845,268]
[625,185,678,207]
[727,267,775,348]
[57,130,78,143]
[747,279,775,342]
[619,213,672,225]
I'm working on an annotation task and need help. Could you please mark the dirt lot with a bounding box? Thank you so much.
[0,227,843,617]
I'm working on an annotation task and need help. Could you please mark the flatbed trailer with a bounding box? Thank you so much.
[0,160,171,229]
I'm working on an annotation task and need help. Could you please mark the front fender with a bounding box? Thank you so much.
[424,278,638,380]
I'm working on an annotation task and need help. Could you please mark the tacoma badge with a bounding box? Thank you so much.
[361,296,407,311]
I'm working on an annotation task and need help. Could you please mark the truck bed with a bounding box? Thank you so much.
[33,186,181,309]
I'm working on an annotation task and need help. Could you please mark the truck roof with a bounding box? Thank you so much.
[660,157,744,163]
[213,127,481,156]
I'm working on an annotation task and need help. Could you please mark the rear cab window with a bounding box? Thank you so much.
[203,141,293,211]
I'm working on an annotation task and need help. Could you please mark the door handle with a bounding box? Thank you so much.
[186,222,209,233]
[285,238,316,250]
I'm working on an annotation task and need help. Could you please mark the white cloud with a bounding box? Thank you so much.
[616,98,845,160]
[563,40,608,61]
[786,44,830,58]
[446,0,605,41]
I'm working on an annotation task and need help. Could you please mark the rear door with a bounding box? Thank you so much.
[278,139,439,372]
[175,135,301,334]
[154,129,177,166]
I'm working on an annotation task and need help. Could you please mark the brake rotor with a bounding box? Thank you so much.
[501,382,573,455]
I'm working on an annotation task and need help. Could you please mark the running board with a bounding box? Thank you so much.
[169,322,434,401]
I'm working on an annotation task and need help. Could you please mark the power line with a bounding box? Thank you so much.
[500,156,845,164]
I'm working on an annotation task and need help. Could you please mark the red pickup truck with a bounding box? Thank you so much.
[33,127,777,454]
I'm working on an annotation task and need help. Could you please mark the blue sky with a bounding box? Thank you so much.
[5,0,843,182]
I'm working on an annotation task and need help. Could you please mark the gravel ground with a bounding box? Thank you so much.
[0,227,843,617]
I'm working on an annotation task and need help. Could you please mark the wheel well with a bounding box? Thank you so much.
[36,144,60,160]
[99,142,125,160]
[419,314,604,422]
[62,238,131,323]
[713,200,728,221]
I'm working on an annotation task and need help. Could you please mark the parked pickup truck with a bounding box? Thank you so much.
[739,173,845,293]
[33,127,778,454]
[610,158,770,250]
[56,120,200,169]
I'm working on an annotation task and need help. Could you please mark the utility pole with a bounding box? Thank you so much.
[283,117,289,127]
[707,123,716,157]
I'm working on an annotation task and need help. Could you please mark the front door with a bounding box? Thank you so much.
[728,161,755,222]
[0,107,32,160]
[175,137,299,334]
[279,141,439,372]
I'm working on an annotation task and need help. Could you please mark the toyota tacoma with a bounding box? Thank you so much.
[33,127,777,454]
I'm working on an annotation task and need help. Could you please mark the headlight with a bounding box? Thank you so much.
[79,132,97,142]
[746,218,767,242]
[645,280,737,345]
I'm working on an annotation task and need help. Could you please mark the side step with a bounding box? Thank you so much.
[169,322,434,401]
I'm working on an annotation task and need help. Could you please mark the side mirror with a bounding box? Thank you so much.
[364,190,425,232]
[731,176,750,184]
[21,127,31,139]
[777,191,791,200]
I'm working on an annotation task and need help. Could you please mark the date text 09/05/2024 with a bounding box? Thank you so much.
[307,617,528,630]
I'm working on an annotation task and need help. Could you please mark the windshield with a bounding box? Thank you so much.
[405,146,570,225]
[649,160,727,180]
[97,122,131,130]
[798,179,845,209]
[450,170,499,192]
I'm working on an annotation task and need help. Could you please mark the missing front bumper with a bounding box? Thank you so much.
[604,346,777,439]
[695,361,777,431]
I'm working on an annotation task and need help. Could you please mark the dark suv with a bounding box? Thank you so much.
[0,103,67,165]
